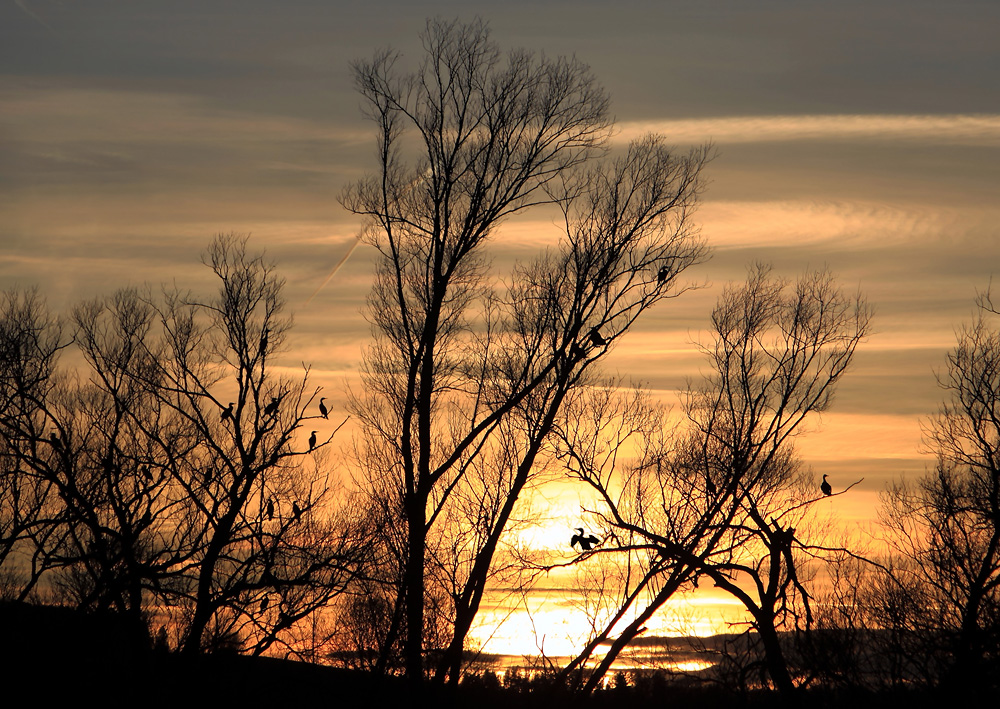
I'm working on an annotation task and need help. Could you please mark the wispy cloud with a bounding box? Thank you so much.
[616,114,1000,146]
[0,86,369,145]
[699,199,969,248]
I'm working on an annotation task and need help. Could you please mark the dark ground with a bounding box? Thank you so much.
[0,602,972,708]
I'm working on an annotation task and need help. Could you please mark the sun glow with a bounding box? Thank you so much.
[467,586,750,666]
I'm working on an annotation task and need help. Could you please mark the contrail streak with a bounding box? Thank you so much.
[15,1,52,30]
[304,232,363,307]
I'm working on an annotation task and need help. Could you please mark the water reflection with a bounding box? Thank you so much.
[466,586,750,672]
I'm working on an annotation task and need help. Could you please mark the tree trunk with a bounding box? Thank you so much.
[404,493,427,685]
[755,616,797,701]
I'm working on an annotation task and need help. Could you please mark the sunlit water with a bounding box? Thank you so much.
[466,585,750,672]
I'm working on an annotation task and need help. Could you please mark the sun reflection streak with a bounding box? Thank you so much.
[467,586,750,667]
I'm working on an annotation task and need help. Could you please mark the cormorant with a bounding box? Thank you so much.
[292,502,302,521]
[706,476,718,496]
[570,342,586,360]
[266,498,274,519]
[308,431,317,451]
[318,397,328,419]
[259,327,269,356]
[260,596,269,612]
[657,265,670,283]
[263,397,279,417]
[221,402,234,422]
[589,328,607,347]
[820,474,832,496]
[49,431,61,449]
[570,528,600,551]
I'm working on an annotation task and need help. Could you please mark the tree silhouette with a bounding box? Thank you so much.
[880,291,1000,695]
[343,17,709,685]
[556,265,871,695]
[0,237,367,656]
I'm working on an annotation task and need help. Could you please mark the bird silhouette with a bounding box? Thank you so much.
[319,397,328,419]
[820,474,832,496]
[259,327,269,356]
[657,265,670,283]
[570,528,600,551]
[308,431,317,451]
[570,342,586,360]
[266,498,274,519]
[706,476,718,496]
[260,596,269,612]
[221,402,234,422]
[263,397,279,417]
[49,431,62,449]
[292,502,302,521]
[589,328,607,347]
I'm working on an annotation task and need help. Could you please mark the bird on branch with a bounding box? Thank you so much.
[308,431,317,451]
[589,328,607,347]
[220,402,234,423]
[820,474,832,496]
[318,397,328,419]
[263,397,280,418]
[571,528,600,551]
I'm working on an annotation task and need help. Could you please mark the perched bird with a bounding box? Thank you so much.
[589,328,607,347]
[260,596,269,612]
[292,502,302,521]
[49,431,62,449]
[657,265,670,283]
[820,474,832,497]
[263,397,279,417]
[570,342,586,360]
[220,402,234,422]
[259,327,269,356]
[266,498,274,519]
[141,466,152,481]
[706,476,718,496]
[308,431,317,451]
[570,528,600,551]
[318,397,328,419]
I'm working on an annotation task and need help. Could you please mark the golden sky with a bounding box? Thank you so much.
[3,0,999,653]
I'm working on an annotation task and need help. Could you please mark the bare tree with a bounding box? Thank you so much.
[129,234,363,654]
[1,236,366,657]
[343,17,709,685]
[0,287,68,598]
[559,265,871,695]
[879,292,1000,694]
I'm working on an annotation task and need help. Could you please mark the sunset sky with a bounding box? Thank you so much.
[3,0,999,656]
